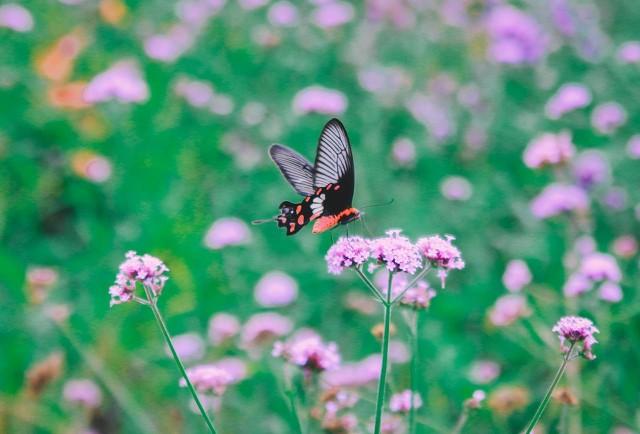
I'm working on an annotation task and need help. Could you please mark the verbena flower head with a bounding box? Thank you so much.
[254,271,298,307]
[203,217,251,249]
[63,379,102,409]
[591,102,627,135]
[488,294,530,327]
[109,251,169,306]
[180,364,234,395]
[617,40,640,64]
[573,150,609,189]
[530,183,590,219]
[389,390,423,413]
[523,131,575,169]
[552,316,599,360]
[599,281,623,303]
[502,259,532,292]
[240,312,293,349]
[326,236,372,275]
[371,230,422,274]
[169,333,205,362]
[579,252,622,282]
[563,273,592,297]
[208,312,241,345]
[273,330,341,372]
[545,83,592,119]
[399,281,436,310]
[323,355,381,388]
[84,60,149,104]
[485,5,546,65]
[469,360,500,384]
[416,234,464,287]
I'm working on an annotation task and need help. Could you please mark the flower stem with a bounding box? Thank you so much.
[409,311,420,434]
[373,272,394,434]
[143,286,218,434]
[355,267,386,304]
[285,389,304,434]
[523,342,576,434]
[451,407,469,434]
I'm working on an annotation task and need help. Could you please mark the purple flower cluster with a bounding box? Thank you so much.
[326,236,372,275]
[84,60,149,104]
[273,331,341,372]
[530,183,590,219]
[180,364,234,395]
[502,260,532,292]
[523,132,575,169]
[564,252,623,302]
[488,294,530,327]
[398,281,436,310]
[485,6,546,65]
[372,230,423,274]
[389,390,422,413]
[545,83,592,119]
[108,251,169,306]
[552,316,599,360]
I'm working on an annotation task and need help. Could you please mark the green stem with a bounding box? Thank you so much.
[373,272,394,434]
[286,390,304,434]
[523,343,576,434]
[560,404,569,434]
[409,311,420,434]
[451,407,469,434]
[355,267,386,304]
[143,286,218,434]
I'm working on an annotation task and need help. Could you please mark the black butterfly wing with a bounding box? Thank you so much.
[269,144,316,196]
[312,119,355,215]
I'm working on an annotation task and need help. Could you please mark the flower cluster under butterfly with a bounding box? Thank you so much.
[266,119,361,235]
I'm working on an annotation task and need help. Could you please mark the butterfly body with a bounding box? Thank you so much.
[269,119,360,236]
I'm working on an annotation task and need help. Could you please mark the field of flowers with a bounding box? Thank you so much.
[2,0,640,433]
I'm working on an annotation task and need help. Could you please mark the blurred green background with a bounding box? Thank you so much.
[1,0,639,432]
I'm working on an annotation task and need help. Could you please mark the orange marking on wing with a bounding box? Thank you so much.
[334,184,341,191]
[312,215,339,234]
[295,205,302,214]
[304,196,311,202]
[315,188,322,195]
[326,183,333,190]
[310,213,321,221]
[289,223,296,233]
[297,215,305,225]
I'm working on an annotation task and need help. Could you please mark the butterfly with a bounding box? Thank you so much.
[268,118,361,236]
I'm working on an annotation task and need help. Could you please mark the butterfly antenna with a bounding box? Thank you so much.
[359,198,395,210]
[252,216,278,225]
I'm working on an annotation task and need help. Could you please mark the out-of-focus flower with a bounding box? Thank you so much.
[488,294,530,327]
[358,66,412,102]
[591,102,627,135]
[293,86,348,115]
[35,29,88,82]
[523,131,575,169]
[440,176,472,201]
[399,281,435,309]
[84,60,149,104]
[371,322,397,340]
[375,414,405,434]
[273,331,340,372]
[48,82,91,110]
[208,313,240,345]
[391,138,416,167]
[267,1,298,27]
[579,252,621,282]
[487,385,530,415]
[549,0,575,36]
[25,266,59,304]
[174,77,214,108]
[406,93,454,142]
[372,230,422,274]
[388,340,410,364]
[323,355,381,388]
[326,236,371,275]
[416,234,464,287]
[213,357,248,383]
[344,291,378,315]
[108,251,169,306]
[465,390,486,409]
[485,6,546,65]
[573,150,609,189]
[469,360,500,384]
[617,41,640,64]
[552,316,599,360]
[26,352,64,397]
[144,24,195,63]
[612,235,637,259]
[602,187,627,211]
[552,386,579,406]
[239,0,268,10]
[502,260,531,292]
[44,304,72,324]
[254,271,298,307]
[389,390,422,413]
[99,0,127,24]
[71,150,112,183]
[598,281,622,303]
[181,364,233,395]
[203,217,251,249]
[311,2,354,28]
[0,4,34,32]
[241,312,293,348]
[626,135,640,159]
[321,413,358,433]
[530,183,590,219]
[63,379,102,408]
[241,101,266,126]
[545,83,591,119]
[169,333,205,362]
[366,0,415,29]
[574,235,596,257]
[563,273,592,297]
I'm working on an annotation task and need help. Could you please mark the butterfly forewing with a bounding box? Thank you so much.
[312,119,355,214]
[269,144,316,196]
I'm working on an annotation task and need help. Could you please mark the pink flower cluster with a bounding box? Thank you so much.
[502,260,532,292]
[564,252,623,302]
[417,235,465,287]
[488,294,530,327]
[84,60,149,104]
[523,131,575,169]
[530,183,590,219]
[372,230,423,274]
[273,331,341,372]
[398,281,436,310]
[181,364,234,395]
[552,316,599,360]
[63,379,102,409]
[389,390,422,413]
[326,236,371,275]
[108,251,169,306]
[545,83,592,119]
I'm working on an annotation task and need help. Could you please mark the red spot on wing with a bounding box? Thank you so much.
[334,184,341,191]
[295,205,302,214]
[297,214,305,225]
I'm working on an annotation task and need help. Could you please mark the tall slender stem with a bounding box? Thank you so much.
[373,272,394,434]
[523,343,576,434]
[143,286,218,434]
[355,267,386,304]
[285,389,303,434]
[409,311,420,434]
[451,407,469,434]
